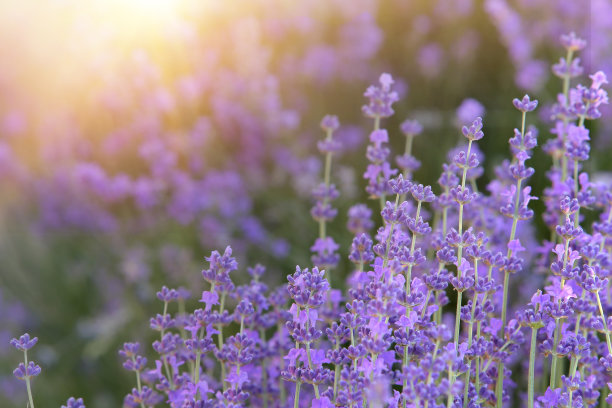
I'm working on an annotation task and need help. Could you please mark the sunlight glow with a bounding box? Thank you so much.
[115,0,181,20]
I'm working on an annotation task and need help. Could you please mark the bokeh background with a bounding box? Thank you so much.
[0,0,610,405]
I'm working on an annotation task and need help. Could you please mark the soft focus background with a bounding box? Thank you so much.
[0,0,610,405]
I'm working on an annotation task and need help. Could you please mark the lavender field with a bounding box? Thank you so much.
[1,1,612,407]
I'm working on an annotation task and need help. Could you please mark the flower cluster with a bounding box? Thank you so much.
[4,4,612,403]
[311,115,342,271]
[7,33,612,408]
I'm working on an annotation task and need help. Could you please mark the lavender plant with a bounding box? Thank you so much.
[7,33,612,408]
[4,4,612,403]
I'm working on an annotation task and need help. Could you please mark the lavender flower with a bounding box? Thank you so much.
[311,115,342,271]
[10,333,40,408]
[9,334,38,351]
[513,94,539,112]
[347,204,374,235]
[362,73,399,119]
[12,362,41,380]
[61,397,86,408]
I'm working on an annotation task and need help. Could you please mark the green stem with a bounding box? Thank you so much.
[568,356,579,378]
[497,167,523,408]
[373,116,386,210]
[217,292,227,390]
[573,160,580,228]
[562,49,574,100]
[495,362,504,408]
[454,141,472,348]
[194,328,204,386]
[131,355,145,408]
[595,292,612,354]
[528,328,538,408]
[405,200,422,291]
[162,357,173,388]
[442,205,448,237]
[475,322,482,398]
[319,128,335,241]
[294,381,301,408]
[421,290,431,319]
[446,363,455,408]
[382,194,401,272]
[454,290,463,348]
[402,201,422,405]
[500,174,522,327]
[160,301,175,389]
[305,342,320,398]
[550,239,571,389]
[400,134,414,202]
[463,260,479,408]
[333,363,341,402]
[549,318,561,389]
[402,344,409,406]
[560,48,574,183]
[304,310,320,399]
[277,322,287,406]
[567,357,580,408]
[23,350,35,408]
[25,376,34,408]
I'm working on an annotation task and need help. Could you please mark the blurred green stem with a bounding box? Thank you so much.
[24,350,35,408]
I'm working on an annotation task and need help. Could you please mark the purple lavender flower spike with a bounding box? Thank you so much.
[388,175,412,195]
[590,71,609,90]
[400,119,423,136]
[13,362,41,379]
[347,204,374,234]
[317,138,343,155]
[411,183,436,202]
[461,117,484,141]
[201,246,238,287]
[362,73,399,119]
[124,386,164,407]
[348,233,375,265]
[62,397,86,408]
[10,333,38,351]
[552,57,584,80]
[320,115,340,132]
[560,32,587,52]
[119,342,141,359]
[512,95,538,112]
[156,286,179,302]
[311,237,340,269]
[122,355,148,372]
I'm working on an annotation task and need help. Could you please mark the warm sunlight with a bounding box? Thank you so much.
[0,0,201,140]
[89,0,187,43]
[120,0,181,16]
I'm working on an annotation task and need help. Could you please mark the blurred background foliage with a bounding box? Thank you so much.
[0,0,610,405]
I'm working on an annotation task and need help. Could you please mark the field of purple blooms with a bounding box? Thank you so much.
[2,1,612,408]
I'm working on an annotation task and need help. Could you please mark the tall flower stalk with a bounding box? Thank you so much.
[496,95,538,407]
